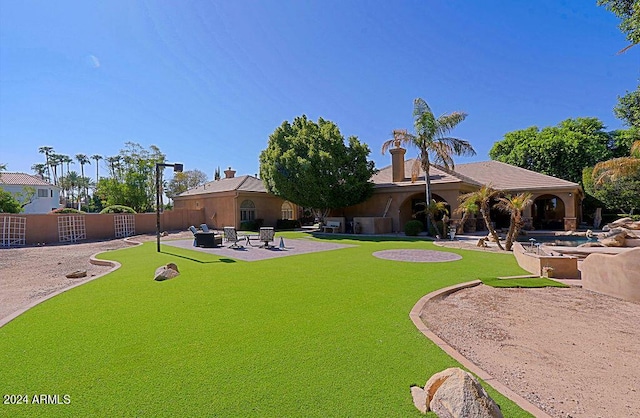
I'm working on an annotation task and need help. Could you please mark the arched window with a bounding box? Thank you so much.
[240,199,256,221]
[281,202,293,220]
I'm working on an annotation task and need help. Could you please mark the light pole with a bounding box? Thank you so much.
[156,162,183,252]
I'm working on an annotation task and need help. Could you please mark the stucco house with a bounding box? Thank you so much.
[173,149,583,233]
[0,172,61,214]
[339,147,583,233]
[173,168,299,229]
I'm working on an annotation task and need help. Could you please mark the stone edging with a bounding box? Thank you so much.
[410,280,552,418]
[0,238,142,329]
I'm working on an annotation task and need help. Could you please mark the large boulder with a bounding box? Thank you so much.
[600,232,627,247]
[411,367,503,417]
[154,263,180,281]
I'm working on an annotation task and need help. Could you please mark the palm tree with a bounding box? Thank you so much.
[0,163,7,171]
[415,199,449,238]
[62,155,74,177]
[90,154,103,184]
[66,171,80,206]
[48,153,62,187]
[31,163,47,179]
[495,192,533,251]
[592,140,640,185]
[38,146,54,183]
[460,185,504,250]
[454,195,479,234]
[382,98,476,232]
[76,154,90,198]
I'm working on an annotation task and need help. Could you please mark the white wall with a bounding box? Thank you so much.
[0,185,61,214]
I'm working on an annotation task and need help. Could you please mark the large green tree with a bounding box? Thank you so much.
[165,169,208,198]
[259,115,377,219]
[94,142,165,212]
[489,117,634,184]
[597,0,640,52]
[614,84,640,128]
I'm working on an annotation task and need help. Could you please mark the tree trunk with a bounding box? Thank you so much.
[457,211,468,234]
[504,213,517,251]
[481,207,504,250]
[423,160,432,235]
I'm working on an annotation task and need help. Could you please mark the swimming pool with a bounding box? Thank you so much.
[518,235,593,247]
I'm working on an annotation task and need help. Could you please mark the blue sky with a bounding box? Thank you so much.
[1,1,638,182]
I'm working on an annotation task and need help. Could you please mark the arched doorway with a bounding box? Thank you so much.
[532,194,565,230]
[399,192,451,233]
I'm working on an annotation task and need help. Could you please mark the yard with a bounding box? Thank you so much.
[0,233,533,417]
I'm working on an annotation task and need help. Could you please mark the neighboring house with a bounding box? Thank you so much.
[173,149,583,232]
[0,172,61,214]
[173,168,299,229]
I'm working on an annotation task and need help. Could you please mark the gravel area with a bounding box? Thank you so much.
[0,231,192,323]
[372,249,463,262]
[421,285,640,418]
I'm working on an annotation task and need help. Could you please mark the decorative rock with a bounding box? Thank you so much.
[600,233,627,247]
[410,386,427,414]
[66,270,87,278]
[429,368,503,418]
[154,263,180,281]
[411,367,502,417]
[578,242,604,248]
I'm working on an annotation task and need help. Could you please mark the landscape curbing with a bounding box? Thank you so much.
[0,238,141,328]
[410,280,552,418]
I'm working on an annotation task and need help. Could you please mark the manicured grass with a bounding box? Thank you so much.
[482,276,570,288]
[0,237,535,417]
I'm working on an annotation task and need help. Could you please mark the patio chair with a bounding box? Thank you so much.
[189,225,198,246]
[224,226,243,249]
[200,224,210,232]
[259,227,275,248]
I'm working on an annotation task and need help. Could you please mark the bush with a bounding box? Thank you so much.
[100,205,137,214]
[276,219,301,230]
[404,220,423,236]
[50,208,85,214]
[239,218,264,231]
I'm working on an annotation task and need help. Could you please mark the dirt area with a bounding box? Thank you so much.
[1,234,639,417]
[421,285,640,418]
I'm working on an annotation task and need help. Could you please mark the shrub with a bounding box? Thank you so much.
[50,208,85,214]
[404,220,423,236]
[239,219,264,231]
[100,205,137,214]
[276,219,301,230]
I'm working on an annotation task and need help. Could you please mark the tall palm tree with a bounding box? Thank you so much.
[460,185,504,250]
[76,154,90,198]
[495,192,533,251]
[90,154,103,184]
[38,146,54,183]
[0,163,7,171]
[48,153,62,187]
[382,98,476,232]
[66,171,80,207]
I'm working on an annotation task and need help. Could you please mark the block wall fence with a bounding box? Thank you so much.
[0,209,204,246]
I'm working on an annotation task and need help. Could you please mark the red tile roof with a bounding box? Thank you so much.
[0,172,57,187]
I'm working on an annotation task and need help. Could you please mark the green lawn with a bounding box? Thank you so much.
[0,234,534,417]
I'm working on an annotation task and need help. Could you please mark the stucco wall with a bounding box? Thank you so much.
[581,248,640,303]
[1,209,204,245]
[512,242,580,279]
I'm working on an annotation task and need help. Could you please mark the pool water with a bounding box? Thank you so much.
[518,235,593,247]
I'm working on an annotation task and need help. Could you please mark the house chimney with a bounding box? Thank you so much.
[389,147,406,182]
[224,167,236,179]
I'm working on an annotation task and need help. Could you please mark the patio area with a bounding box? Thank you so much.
[162,237,355,261]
